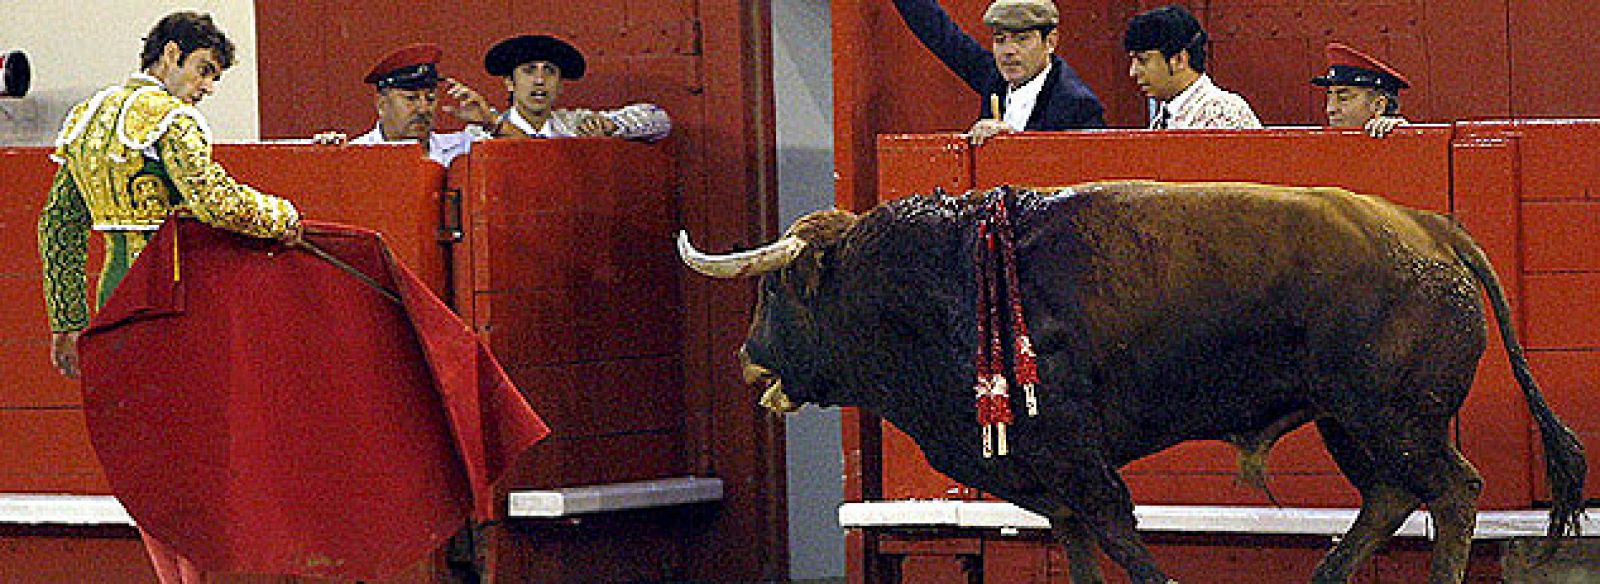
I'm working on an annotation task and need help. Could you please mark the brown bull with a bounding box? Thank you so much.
[680,182,1586,584]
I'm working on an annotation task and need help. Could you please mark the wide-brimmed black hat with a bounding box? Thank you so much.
[484,35,586,80]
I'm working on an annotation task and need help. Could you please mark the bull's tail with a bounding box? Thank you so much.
[1444,218,1587,539]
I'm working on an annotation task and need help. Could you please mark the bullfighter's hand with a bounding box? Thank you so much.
[280,220,306,248]
[1365,115,1408,138]
[50,330,81,379]
[311,131,348,145]
[966,119,1017,146]
[442,78,496,125]
[576,114,620,137]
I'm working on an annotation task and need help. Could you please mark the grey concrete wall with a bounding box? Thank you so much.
[772,0,844,581]
[0,2,262,146]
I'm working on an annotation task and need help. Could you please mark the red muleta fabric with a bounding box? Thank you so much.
[78,218,549,580]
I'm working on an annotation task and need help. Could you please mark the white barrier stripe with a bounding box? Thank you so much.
[507,476,725,518]
[839,501,1598,540]
[0,494,134,526]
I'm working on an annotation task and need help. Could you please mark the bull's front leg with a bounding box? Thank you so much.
[1022,433,1173,583]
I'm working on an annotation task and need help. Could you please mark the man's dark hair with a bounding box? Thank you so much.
[1123,5,1208,73]
[1376,87,1401,115]
[140,12,236,71]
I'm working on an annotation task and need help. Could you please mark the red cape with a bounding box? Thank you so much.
[79,219,548,580]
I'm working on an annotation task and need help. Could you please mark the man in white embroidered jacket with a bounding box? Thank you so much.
[461,34,671,141]
[1124,4,1261,130]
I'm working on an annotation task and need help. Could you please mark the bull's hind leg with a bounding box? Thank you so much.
[1318,414,1483,584]
[1413,443,1483,584]
[1311,418,1423,583]
[1050,514,1106,584]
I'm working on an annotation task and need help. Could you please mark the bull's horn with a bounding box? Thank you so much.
[677,230,807,278]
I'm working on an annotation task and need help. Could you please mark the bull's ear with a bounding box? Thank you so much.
[796,246,833,299]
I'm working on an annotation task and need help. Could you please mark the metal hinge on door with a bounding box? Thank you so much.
[438,187,463,243]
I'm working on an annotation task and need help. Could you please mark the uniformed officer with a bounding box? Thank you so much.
[1312,42,1411,138]
[320,43,494,166]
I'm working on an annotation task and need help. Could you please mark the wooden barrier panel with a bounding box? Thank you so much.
[1457,120,1600,500]
[213,143,450,295]
[451,138,683,473]
[447,138,694,581]
[873,134,973,209]
[972,127,1452,210]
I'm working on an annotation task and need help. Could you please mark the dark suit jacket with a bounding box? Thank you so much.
[893,0,1106,129]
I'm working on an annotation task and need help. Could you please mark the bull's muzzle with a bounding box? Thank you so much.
[740,348,799,414]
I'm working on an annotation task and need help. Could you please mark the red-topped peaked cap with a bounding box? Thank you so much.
[1311,42,1410,91]
[365,43,443,89]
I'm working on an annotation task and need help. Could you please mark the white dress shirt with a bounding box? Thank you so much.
[349,124,488,166]
[1002,61,1052,131]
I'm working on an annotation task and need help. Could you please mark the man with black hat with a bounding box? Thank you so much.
[326,43,494,166]
[889,0,1105,145]
[1313,42,1411,138]
[1125,4,1260,129]
[467,34,670,141]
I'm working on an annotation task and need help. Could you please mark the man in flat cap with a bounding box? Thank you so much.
[457,35,670,141]
[1313,42,1411,138]
[1125,4,1260,129]
[890,0,1105,145]
[320,43,495,166]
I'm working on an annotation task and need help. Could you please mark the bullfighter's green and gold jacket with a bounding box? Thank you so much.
[38,74,300,332]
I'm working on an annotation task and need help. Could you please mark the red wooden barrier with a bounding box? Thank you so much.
[0,139,698,582]
[212,144,450,295]
[1455,119,1600,502]
[447,138,689,582]
[256,2,791,573]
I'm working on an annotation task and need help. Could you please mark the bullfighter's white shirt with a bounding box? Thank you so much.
[1153,74,1262,130]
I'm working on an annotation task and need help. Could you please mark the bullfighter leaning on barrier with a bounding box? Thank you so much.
[37,11,300,584]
